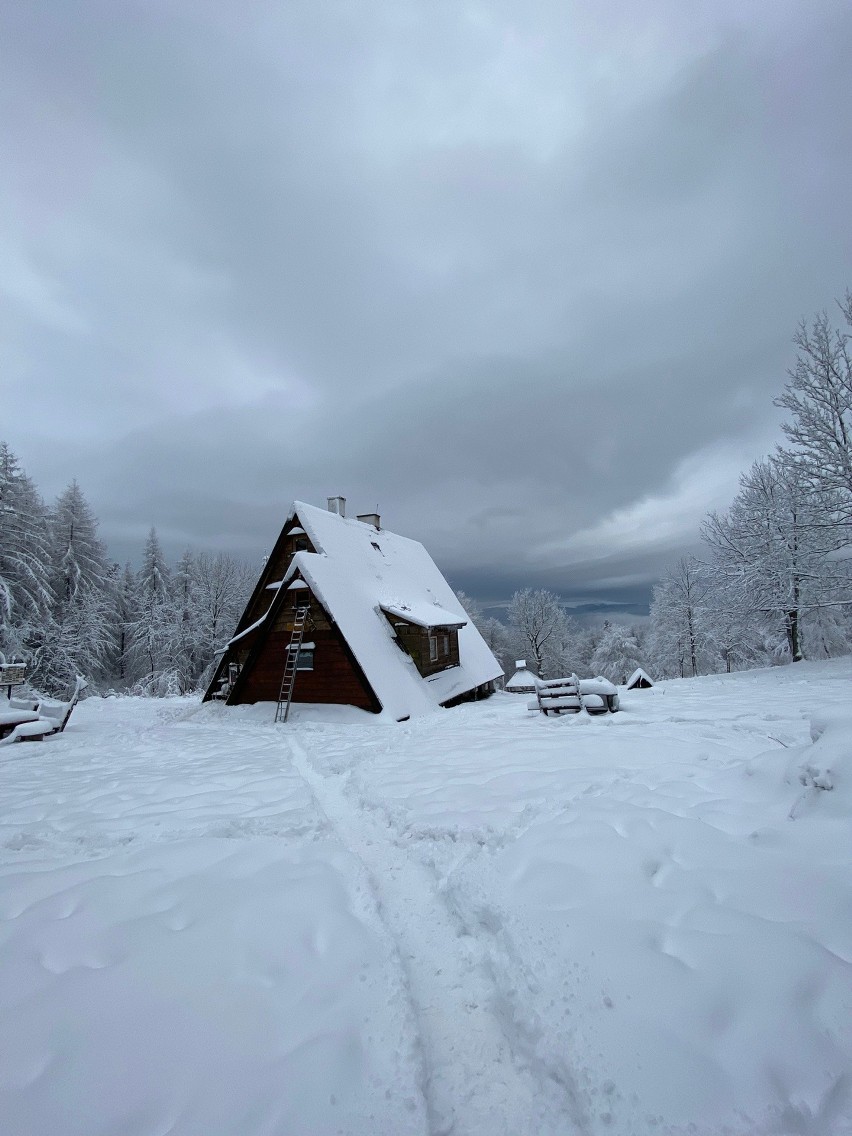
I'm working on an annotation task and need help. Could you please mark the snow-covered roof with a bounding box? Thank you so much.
[227,606,274,647]
[381,601,466,629]
[505,662,541,691]
[626,667,653,688]
[280,502,503,719]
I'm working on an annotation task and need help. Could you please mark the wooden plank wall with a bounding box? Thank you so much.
[238,625,379,711]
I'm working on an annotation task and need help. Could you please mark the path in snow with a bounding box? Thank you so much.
[286,730,592,1136]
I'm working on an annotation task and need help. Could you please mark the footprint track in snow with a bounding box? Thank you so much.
[286,731,593,1136]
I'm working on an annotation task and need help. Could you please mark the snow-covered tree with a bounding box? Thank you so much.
[0,442,53,661]
[190,551,252,688]
[508,588,570,679]
[127,528,176,689]
[775,294,852,525]
[170,549,198,693]
[38,481,115,690]
[476,616,511,675]
[138,527,170,603]
[700,573,764,674]
[454,590,484,628]
[590,621,645,684]
[647,556,712,678]
[455,590,513,675]
[703,456,845,662]
[98,562,138,685]
[49,481,108,602]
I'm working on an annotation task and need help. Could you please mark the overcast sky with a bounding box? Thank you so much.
[2,1,851,613]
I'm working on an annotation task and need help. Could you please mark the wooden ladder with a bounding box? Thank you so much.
[274,606,309,724]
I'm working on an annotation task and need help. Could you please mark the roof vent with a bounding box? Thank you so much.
[357,512,380,530]
[327,496,346,517]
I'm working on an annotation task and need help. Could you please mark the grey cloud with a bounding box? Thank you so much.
[3,1,851,612]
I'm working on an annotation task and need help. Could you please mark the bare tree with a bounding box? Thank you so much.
[508,588,568,679]
[649,556,712,677]
[775,294,852,524]
[703,456,847,662]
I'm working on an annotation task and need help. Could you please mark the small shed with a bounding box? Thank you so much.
[505,660,541,694]
[626,667,654,690]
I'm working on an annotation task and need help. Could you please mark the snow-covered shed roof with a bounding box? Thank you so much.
[626,667,654,689]
[281,502,503,719]
[505,661,541,691]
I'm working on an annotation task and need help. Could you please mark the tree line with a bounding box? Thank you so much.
[0,445,253,696]
[456,589,647,687]
[649,292,852,675]
[463,293,852,685]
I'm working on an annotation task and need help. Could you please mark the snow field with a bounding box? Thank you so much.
[1,658,851,1135]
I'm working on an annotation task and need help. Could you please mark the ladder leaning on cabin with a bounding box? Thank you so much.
[274,605,310,724]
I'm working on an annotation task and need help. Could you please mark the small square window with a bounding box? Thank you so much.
[296,649,314,671]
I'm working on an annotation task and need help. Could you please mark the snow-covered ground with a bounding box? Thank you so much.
[1,660,851,1136]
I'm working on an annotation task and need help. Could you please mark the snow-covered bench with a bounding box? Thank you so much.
[0,676,85,748]
[532,676,583,715]
[578,677,619,713]
[528,675,619,716]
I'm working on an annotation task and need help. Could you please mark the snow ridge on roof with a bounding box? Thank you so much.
[626,667,654,688]
[285,502,503,719]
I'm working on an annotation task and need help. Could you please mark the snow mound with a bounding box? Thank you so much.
[785,711,852,813]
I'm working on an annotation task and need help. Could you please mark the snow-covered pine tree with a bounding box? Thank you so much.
[39,480,115,692]
[114,563,140,684]
[171,549,198,693]
[0,442,53,666]
[127,528,177,692]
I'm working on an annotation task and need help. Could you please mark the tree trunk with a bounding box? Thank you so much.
[786,609,802,662]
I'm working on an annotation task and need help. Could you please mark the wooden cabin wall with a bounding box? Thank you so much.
[391,620,460,677]
[236,596,379,712]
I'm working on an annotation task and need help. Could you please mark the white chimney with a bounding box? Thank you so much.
[327,496,346,517]
[357,512,381,530]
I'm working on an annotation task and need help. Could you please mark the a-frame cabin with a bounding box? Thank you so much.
[203,498,503,720]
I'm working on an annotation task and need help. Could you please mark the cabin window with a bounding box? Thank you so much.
[296,648,314,671]
[442,634,449,654]
[429,635,438,661]
[293,536,308,552]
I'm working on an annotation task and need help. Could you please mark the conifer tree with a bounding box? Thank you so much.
[0,442,53,665]
[127,528,176,690]
[40,480,114,691]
